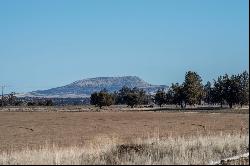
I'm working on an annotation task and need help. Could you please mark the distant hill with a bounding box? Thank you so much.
[17,76,168,98]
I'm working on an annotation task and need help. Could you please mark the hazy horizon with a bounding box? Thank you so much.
[0,0,249,93]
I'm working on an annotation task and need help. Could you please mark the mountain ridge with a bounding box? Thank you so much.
[17,76,168,98]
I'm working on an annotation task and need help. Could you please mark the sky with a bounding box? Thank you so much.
[0,0,249,93]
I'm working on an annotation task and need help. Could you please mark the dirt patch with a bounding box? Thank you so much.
[0,111,248,152]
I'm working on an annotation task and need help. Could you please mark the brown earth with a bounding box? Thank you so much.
[0,110,249,152]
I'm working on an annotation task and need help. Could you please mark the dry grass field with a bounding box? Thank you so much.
[0,107,249,151]
[0,134,248,165]
[0,107,249,164]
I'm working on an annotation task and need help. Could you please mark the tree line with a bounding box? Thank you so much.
[90,87,150,108]
[90,70,249,109]
[0,92,21,106]
[0,93,54,107]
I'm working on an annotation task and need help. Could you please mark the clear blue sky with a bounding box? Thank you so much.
[0,0,249,93]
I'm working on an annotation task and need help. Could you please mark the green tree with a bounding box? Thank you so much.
[223,74,241,109]
[113,91,120,104]
[239,71,249,107]
[154,89,166,107]
[116,86,131,104]
[90,90,114,108]
[114,86,148,107]
[165,89,173,104]
[7,92,16,106]
[90,92,99,106]
[138,89,149,105]
[204,81,212,105]
[170,83,185,108]
[45,99,53,106]
[124,92,140,108]
[183,71,203,106]
[211,76,225,107]
[212,73,243,109]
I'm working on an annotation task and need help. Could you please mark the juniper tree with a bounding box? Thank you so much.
[204,81,212,105]
[211,76,225,107]
[239,71,249,107]
[90,90,114,108]
[170,83,186,108]
[154,89,166,107]
[183,71,203,106]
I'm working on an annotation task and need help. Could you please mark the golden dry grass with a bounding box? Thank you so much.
[0,133,248,165]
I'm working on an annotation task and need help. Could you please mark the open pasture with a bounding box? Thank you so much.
[0,108,248,152]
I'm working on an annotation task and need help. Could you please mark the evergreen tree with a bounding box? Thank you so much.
[170,83,185,108]
[90,92,99,106]
[211,76,225,107]
[239,71,249,107]
[223,74,241,108]
[154,89,166,107]
[124,92,140,108]
[183,71,203,106]
[138,89,149,105]
[204,81,212,104]
[116,86,131,104]
[90,90,114,108]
